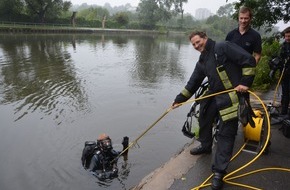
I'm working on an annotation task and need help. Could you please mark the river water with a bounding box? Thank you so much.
[0,33,199,190]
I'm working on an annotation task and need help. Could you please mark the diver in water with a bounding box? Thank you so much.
[81,133,129,180]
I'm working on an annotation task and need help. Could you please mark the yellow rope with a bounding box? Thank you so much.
[116,107,172,158]
[191,139,247,189]
[114,88,290,189]
[117,89,236,158]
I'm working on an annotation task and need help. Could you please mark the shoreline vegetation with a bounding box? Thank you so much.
[0,22,186,35]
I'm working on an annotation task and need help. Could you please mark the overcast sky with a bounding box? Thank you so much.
[68,0,236,15]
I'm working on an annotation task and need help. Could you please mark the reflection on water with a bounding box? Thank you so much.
[0,34,188,124]
[0,34,88,124]
[0,33,198,190]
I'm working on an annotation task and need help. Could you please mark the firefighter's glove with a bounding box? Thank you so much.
[237,94,256,128]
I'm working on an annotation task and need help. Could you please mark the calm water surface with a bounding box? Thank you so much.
[0,33,199,190]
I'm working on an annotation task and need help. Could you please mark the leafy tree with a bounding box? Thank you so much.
[77,6,109,21]
[24,0,72,23]
[104,3,135,15]
[206,15,237,37]
[156,1,173,22]
[114,12,129,26]
[232,0,290,29]
[173,0,188,19]
[137,0,178,29]
[0,0,24,21]
[137,0,161,29]
[183,14,197,24]
[126,11,139,22]
[168,0,187,28]
[217,3,234,17]
[164,13,197,30]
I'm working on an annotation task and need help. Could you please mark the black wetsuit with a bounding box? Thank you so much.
[89,149,119,179]
[81,141,120,179]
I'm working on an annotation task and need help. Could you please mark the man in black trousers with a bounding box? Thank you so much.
[172,31,256,189]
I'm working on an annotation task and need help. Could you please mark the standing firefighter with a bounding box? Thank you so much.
[172,31,256,190]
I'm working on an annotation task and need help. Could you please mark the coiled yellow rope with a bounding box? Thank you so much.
[191,90,290,190]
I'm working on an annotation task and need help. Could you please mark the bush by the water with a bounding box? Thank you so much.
[252,39,281,91]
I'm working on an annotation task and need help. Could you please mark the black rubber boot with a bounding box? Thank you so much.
[190,145,212,155]
[211,172,224,190]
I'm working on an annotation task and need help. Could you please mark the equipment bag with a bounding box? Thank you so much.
[281,119,290,138]
[182,116,196,138]
[182,102,200,139]
[181,80,209,139]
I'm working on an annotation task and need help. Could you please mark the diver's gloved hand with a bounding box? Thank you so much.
[122,136,129,147]
[122,136,129,154]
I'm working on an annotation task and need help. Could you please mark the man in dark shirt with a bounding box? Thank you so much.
[226,6,262,64]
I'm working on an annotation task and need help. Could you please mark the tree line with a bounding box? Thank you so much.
[0,0,288,32]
